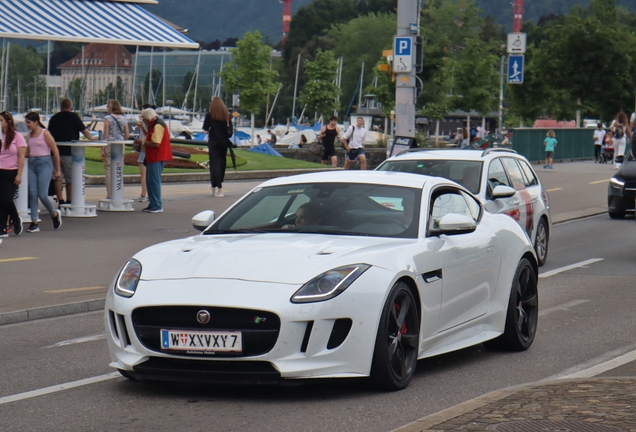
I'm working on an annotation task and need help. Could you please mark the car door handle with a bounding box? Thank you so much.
[423,269,442,283]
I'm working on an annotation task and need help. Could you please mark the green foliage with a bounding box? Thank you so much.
[220,31,279,116]
[298,50,341,118]
[329,12,397,113]
[2,44,46,111]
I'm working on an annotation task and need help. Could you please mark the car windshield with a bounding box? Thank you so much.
[205,182,421,238]
[378,159,483,194]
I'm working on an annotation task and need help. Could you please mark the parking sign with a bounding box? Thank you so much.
[393,36,413,73]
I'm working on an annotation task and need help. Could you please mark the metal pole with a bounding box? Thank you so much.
[0,39,5,111]
[162,49,166,108]
[130,46,139,110]
[148,46,153,105]
[265,84,282,126]
[394,0,419,142]
[192,49,202,116]
[292,53,301,120]
[114,49,118,100]
[46,40,50,116]
[81,45,85,113]
[358,62,364,109]
[498,55,505,132]
[4,42,10,111]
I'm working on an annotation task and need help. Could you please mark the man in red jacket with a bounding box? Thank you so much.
[134,109,172,213]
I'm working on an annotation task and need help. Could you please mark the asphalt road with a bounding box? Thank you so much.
[1,161,635,431]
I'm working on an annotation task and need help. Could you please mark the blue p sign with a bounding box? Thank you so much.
[395,37,411,56]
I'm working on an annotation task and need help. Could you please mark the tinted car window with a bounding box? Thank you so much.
[517,159,538,187]
[487,158,510,189]
[378,160,483,194]
[501,158,526,191]
[208,183,421,239]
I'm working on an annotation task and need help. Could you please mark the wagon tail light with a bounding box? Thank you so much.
[291,264,370,304]
[115,259,142,298]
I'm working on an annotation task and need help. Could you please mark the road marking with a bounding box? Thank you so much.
[43,286,105,294]
[539,299,589,316]
[589,179,610,185]
[0,257,38,263]
[548,344,636,380]
[546,188,562,192]
[539,258,603,278]
[44,334,106,348]
[0,372,119,405]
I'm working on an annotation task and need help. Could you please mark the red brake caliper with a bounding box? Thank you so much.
[395,303,407,336]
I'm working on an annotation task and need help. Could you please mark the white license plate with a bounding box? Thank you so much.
[160,329,242,352]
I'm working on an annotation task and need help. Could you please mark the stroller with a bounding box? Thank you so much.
[600,138,614,164]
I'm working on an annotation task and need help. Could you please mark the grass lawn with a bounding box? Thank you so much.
[83,147,329,175]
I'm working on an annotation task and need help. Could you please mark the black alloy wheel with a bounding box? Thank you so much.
[486,258,538,351]
[534,218,549,267]
[371,281,420,391]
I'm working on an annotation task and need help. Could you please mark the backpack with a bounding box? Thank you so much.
[613,123,625,139]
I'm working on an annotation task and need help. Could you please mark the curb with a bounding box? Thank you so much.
[391,377,636,432]
[0,299,105,326]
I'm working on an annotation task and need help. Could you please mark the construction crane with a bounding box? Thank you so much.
[513,0,524,32]
[280,0,292,42]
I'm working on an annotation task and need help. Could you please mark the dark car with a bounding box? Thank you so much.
[608,152,636,218]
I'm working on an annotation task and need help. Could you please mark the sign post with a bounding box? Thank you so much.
[393,0,421,151]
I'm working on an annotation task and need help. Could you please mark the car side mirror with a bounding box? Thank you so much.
[436,213,477,235]
[491,185,516,199]
[192,210,215,232]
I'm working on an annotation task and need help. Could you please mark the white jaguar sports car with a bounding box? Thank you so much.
[105,171,539,390]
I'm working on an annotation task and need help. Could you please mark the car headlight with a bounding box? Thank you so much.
[291,264,370,303]
[115,259,142,298]
[610,177,625,189]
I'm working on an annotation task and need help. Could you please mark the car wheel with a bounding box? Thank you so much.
[534,218,549,267]
[609,210,625,219]
[371,281,420,391]
[118,369,137,380]
[485,258,538,351]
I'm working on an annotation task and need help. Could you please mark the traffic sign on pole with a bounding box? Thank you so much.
[507,33,527,54]
[507,55,524,84]
[393,36,413,73]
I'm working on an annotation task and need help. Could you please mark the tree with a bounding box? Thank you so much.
[298,50,341,119]
[220,31,279,142]
[329,12,397,115]
[3,44,45,111]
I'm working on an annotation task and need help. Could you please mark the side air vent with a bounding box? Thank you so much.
[326,319,352,350]
[300,321,314,353]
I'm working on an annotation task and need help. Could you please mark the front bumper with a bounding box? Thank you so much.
[105,269,391,383]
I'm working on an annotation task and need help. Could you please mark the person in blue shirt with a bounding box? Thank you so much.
[543,130,557,169]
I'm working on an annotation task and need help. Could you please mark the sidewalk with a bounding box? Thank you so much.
[395,378,636,431]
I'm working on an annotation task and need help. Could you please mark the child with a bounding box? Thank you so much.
[543,130,557,169]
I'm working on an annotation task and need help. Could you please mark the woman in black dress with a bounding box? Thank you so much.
[317,115,341,166]
[202,97,233,197]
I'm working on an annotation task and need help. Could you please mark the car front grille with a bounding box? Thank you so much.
[131,306,280,357]
[623,182,636,196]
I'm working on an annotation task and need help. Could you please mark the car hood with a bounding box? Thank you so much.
[616,160,636,180]
[134,233,411,284]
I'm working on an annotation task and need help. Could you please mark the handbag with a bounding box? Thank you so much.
[307,140,324,157]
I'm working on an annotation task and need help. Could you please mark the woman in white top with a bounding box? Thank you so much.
[102,100,130,199]
[25,111,62,233]
[342,117,367,170]
[610,111,631,170]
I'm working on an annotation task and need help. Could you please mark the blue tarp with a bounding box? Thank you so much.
[291,120,323,132]
[248,144,283,157]
[193,130,251,142]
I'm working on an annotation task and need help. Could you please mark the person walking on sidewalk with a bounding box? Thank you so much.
[342,117,367,170]
[202,97,233,197]
[24,112,62,232]
[593,122,606,163]
[101,100,129,199]
[317,116,340,167]
[611,111,631,170]
[0,111,26,237]
[133,109,171,213]
[543,130,557,169]
[132,103,155,203]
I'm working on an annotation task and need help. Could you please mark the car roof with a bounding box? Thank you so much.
[386,148,519,162]
[260,170,436,189]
